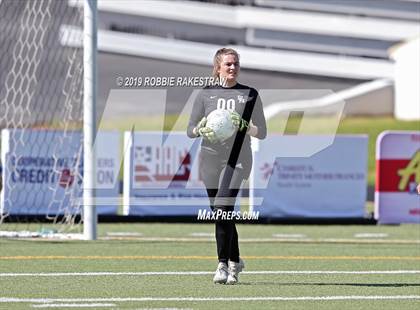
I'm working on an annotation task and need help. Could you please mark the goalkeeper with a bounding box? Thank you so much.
[187,48,267,285]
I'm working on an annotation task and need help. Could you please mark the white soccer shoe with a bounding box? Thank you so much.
[226,258,245,285]
[213,262,229,284]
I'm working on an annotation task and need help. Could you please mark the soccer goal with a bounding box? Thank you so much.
[0,0,97,239]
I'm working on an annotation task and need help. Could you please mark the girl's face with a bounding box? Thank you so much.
[217,54,239,85]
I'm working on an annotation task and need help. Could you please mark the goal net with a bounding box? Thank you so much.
[0,0,87,238]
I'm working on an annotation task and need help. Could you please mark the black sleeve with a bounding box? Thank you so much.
[251,89,267,140]
[187,89,204,138]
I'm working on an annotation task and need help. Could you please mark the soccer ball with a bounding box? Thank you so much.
[206,109,236,142]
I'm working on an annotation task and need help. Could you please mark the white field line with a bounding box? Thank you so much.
[2,296,420,303]
[0,270,419,277]
[98,236,420,244]
[105,232,143,237]
[31,304,115,308]
[354,233,389,238]
[189,232,213,237]
[1,234,417,244]
[272,234,306,238]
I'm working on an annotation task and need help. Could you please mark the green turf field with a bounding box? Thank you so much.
[1,223,419,309]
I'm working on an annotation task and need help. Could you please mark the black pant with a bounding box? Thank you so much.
[200,149,246,264]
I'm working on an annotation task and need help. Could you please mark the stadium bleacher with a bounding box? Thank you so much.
[254,0,420,21]
[64,0,419,117]
[2,0,420,123]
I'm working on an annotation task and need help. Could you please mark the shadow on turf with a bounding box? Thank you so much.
[239,282,420,287]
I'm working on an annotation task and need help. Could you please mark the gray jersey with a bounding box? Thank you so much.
[187,83,267,176]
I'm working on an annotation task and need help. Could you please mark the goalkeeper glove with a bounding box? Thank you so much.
[195,117,207,133]
[195,117,217,143]
[230,111,249,132]
[198,126,217,143]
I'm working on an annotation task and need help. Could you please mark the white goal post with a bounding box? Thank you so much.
[0,0,98,240]
[83,0,97,240]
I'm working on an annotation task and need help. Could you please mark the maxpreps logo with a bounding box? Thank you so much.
[134,146,191,182]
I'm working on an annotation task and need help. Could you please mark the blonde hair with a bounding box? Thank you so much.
[212,48,240,79]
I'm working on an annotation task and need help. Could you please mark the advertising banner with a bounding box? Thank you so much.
[252,135,368,218]
[0,129,119,215]
[375,131,420,224]
[123,131,210,216]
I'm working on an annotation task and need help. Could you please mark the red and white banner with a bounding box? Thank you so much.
[375,131,420,224]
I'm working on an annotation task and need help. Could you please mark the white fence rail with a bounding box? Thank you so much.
[264,79,393,119]
[61,25,394,79]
